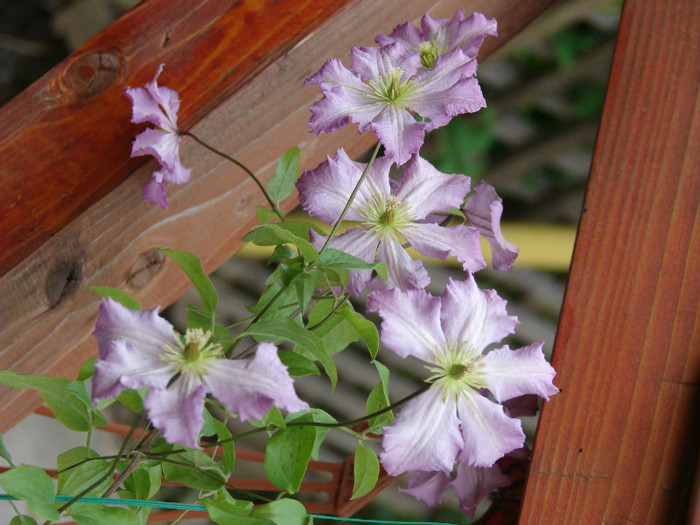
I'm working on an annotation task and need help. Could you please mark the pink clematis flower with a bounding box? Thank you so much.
[297,149,485,294]
[305,43,485,165]
[377,10,497,69]
[91,298,308,448]
[463,182,519,271]
[125,64,191,209]
[367,276,558,475]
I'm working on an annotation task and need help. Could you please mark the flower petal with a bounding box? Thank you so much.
[449,461,510,517]
[374,235,430,291]
[92,339,174,402]
[456,393,525,467]
[464,182,519,271]
[367,287,445,360]
[350,44,420,83]
[395,156,470,219]
[404,222,485,273]
[143,180,168,209]
[204,343,308,421]
[370,105,426,166]
[92,298,178,359]
[308,85,384,135]
[440,277,518,352]
[400,471,451,507]
[380,388,463,475]
[144,374,207,448]
[481,343,558,402]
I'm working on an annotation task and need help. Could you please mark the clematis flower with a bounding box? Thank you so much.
[377,10,497,69]
[367,276,558,475]
[91,298,308,448]
[297,149,485,294]
[305,43,485,165]
[125,64,191,209]
[463,182,519,271]
[402,461,511,518]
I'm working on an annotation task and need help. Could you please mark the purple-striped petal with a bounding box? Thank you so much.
[464,182,518,271]
[204,343,309,422]
[367,287,444,360]
[404,222,485,273]
[439,277,518,353]
[374,235,430,291]
[380,389,463,475]
[449,461,510,517]
[401,471,451,507]
[481,343,558,402]
[456,393,525,467]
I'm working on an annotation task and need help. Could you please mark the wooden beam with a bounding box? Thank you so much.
[520,0,700,522]
[0,0,557,432]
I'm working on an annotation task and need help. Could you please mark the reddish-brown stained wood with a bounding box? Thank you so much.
[0,0,351,277]
[0,0,557,433]
[520,0,700,523]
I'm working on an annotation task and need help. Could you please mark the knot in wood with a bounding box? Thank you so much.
[127,250,165,288]
[45,257,84,307]
[64,50,122,98]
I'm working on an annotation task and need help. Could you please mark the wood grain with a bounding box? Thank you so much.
[520,0,700,523]
[0,0,557,431]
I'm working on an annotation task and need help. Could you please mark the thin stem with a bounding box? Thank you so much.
[180,131,284,221]
[206,383,431,448]
[316,142,381,262]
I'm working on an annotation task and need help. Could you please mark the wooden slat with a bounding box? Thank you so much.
[0,0,557,433]
[520,0,700,523]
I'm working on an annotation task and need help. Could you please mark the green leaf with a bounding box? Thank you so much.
[162,450,227,491]
[0,433,14,467]
[76,358,97,381]
[277,350,320,377]
[204,500,274,525]
[213,487,253,509]
[262,406,286,431]
[64,381,109,428]
[244,224,318,262]
[256,205,278,224]
[293,270,319,314]
[212,419,235,476]
[122,463,161,501]
[88,286,141,310]
[186,306,213,332]
[365,362,393,432]
[0,465,59,520]
[267,244,296,264]
[201,406,216,438]
[69,503,141,525]
[308,300,361,357]
[264,416,315,493]
[10,515,38,525]
[244,319,337,389]
[57,447,111,496]
[252,499,311,525]
[159,248,217,319]
[338,304,379,359]
[352,442,380,499]
[0,371,91,431]
[268,146,300,204]
[116,388,146,413]
[289,409,336,461]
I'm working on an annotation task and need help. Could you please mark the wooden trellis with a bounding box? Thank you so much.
[0,0,697,522]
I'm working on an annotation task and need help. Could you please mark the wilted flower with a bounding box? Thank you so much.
[297,149,485,294]
[377,10,497,69]
[463,182,519,271]
[367,276,557,475]
[305,43,485,165]
[125,64,191,209]
[92,298,308,448]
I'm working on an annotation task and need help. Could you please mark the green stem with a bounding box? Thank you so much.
[316,142,381,262]
[180,131,284,221]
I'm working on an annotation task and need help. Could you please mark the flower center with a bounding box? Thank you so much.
[424,343,487,401]
[368,67,419,107]
[362,193,415,240]
[418,40,444,68]
[160,328,224,379]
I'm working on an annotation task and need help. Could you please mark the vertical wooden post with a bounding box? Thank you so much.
[520,0,700,523]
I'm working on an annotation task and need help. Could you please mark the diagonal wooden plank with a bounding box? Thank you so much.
[520,0,700,523]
